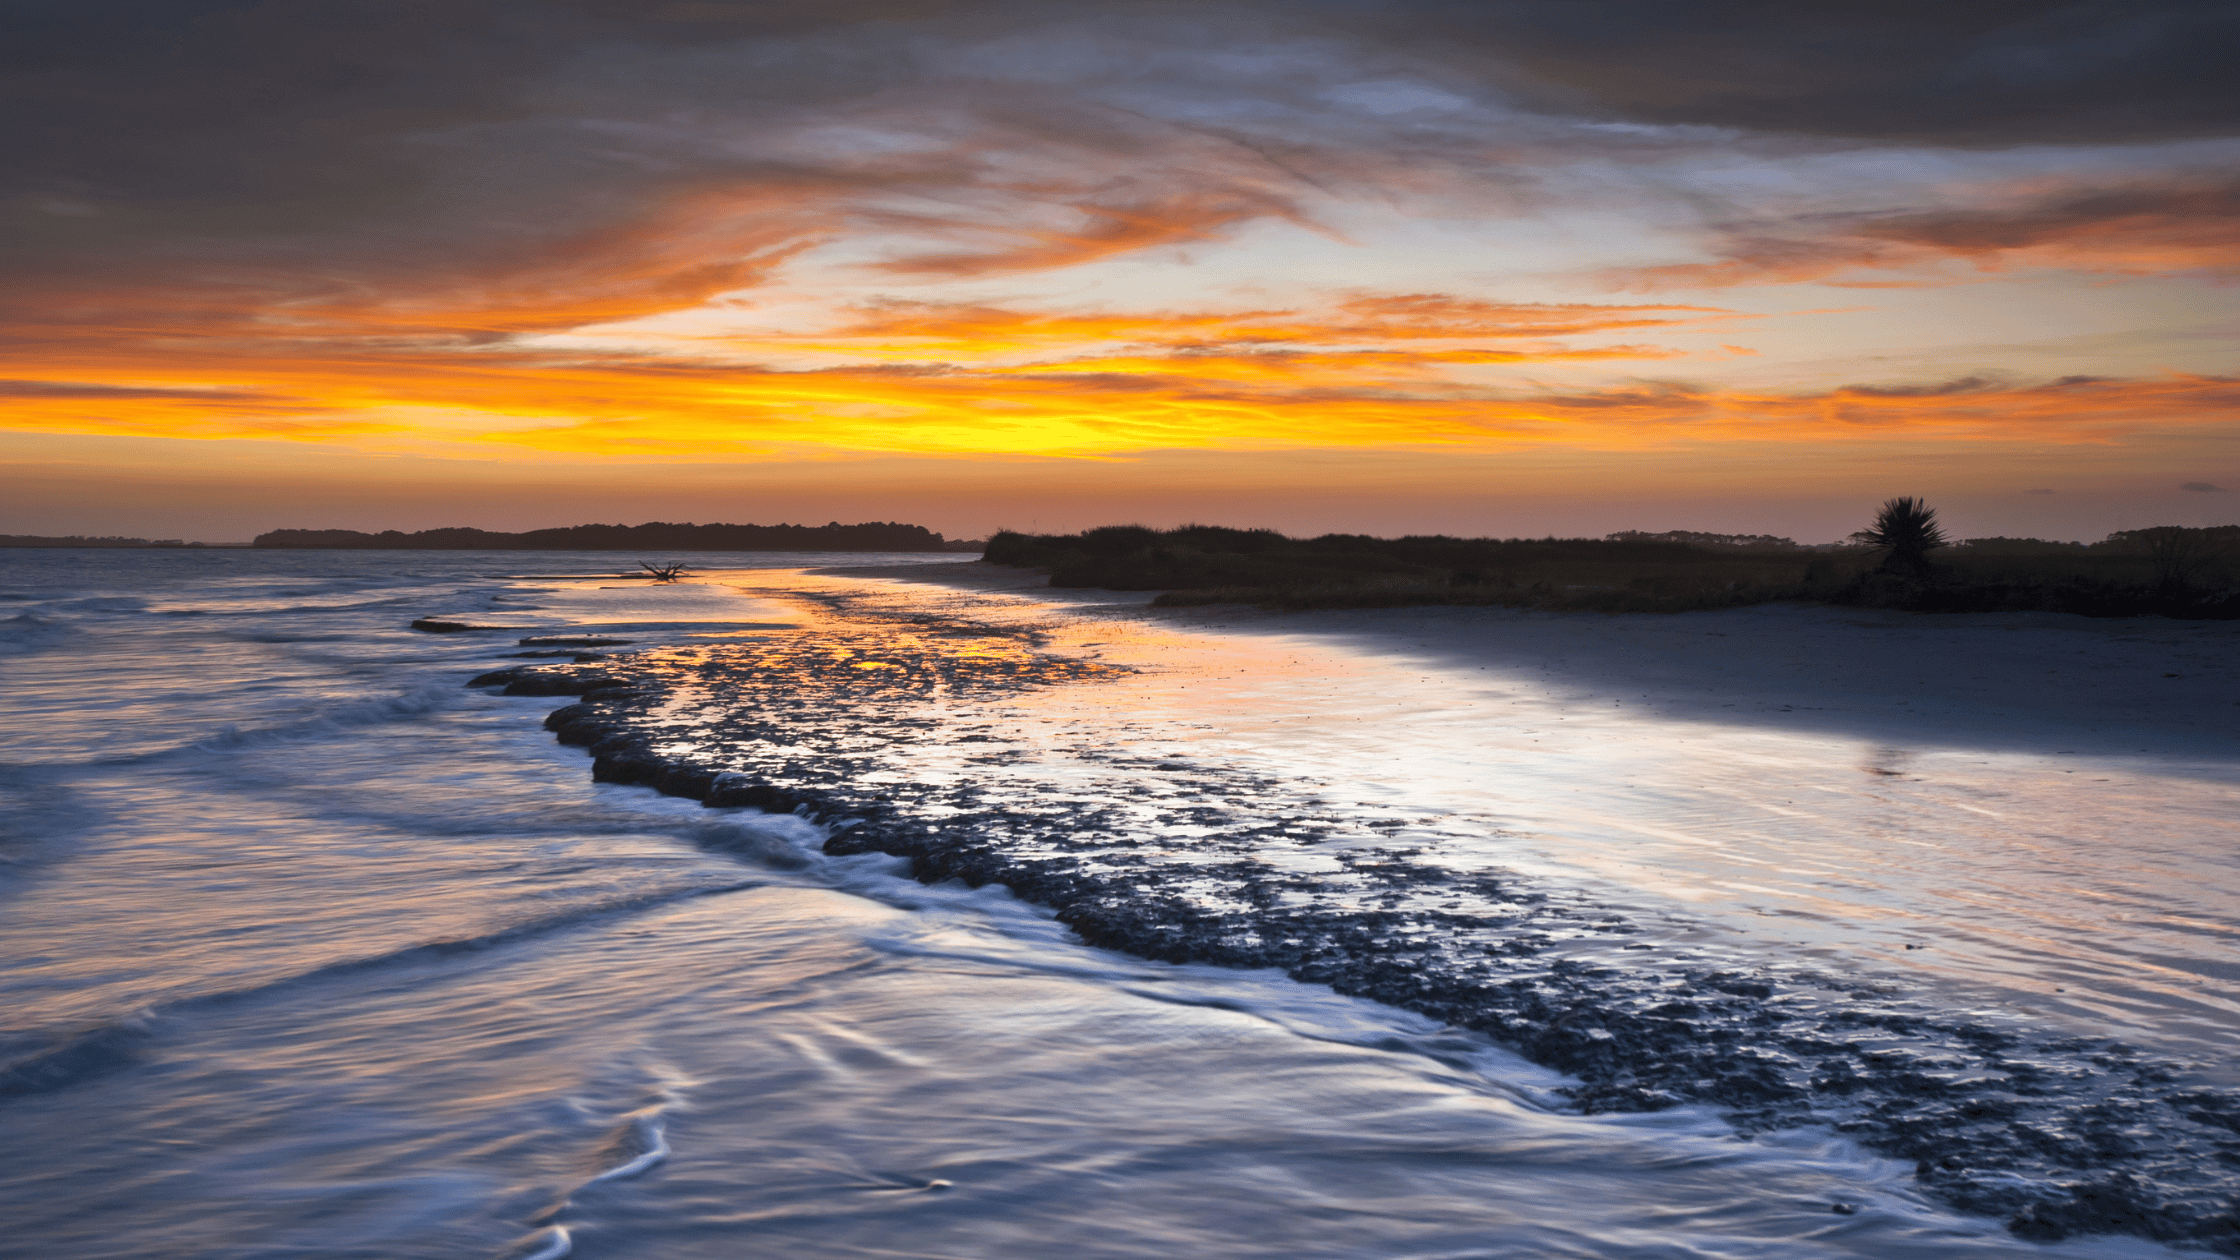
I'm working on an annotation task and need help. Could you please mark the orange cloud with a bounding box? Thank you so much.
[1505,373,2240,446]
[1,278,1743,455]
[788,293,1731,360]
[1313,293,1734,339]
[870,188,1310,276]
[7,180,2229,469]
[997,344,1684,386]
[488,365,2240,457]
[14,190,829,346]
[1601,237,1941,292]
[0,377,403,441]
[9,313,2231,462]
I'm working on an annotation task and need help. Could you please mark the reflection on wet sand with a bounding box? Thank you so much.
[471,563,2240,1247]
[788,564,2240,1051]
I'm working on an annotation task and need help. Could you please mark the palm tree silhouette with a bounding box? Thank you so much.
[1852,497,1948,573]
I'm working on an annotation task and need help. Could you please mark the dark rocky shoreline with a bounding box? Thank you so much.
[465,601,2240,1252]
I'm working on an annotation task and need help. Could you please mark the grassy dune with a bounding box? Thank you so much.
[981,525,2240,619]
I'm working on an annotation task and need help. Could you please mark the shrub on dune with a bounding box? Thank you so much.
[1851,497,1948,574]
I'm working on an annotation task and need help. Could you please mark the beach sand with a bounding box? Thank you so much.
[832,559,2240,763]
[481,560,2240,1245]
[812,561,2240,1037]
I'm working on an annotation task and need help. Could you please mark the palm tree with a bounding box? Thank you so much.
[1852,497,1947,573]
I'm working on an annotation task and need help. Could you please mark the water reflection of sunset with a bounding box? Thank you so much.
[731,565,2240,1057]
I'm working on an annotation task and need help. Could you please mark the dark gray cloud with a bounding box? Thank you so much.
[1379,1,2240,146]
[1836,376,1997,399]
[2180,481,2225,492]
[6,0,2236,339]
[1861,177,2239,250]
[1601,177,2240,289]
[5,1,1373,336]
[3,2,971,281]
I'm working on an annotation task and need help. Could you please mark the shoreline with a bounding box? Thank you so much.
[829,560,2240,1049]
[464,564,2240,1251]
[828,559,2240,765]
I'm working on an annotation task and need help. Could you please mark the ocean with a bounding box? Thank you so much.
[0,548,2230,1259]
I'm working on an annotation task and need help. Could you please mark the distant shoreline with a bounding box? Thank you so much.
[1,521,987,552]
[0,543,991,552]
[250,522,967,552]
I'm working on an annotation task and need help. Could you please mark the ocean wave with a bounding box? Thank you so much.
[584,1109,672,1184]
[0,881,763,1102]
[0,775,99,869]
[0,614,75,657]
[220,595,434,615]
[150,597,440,620]
[500,1067,691,1259]
[186,684,471,751]
[586,1112,663,1183]
[0,1011,163,1100]
[39,596,150,614]
[508,1226,572,1260]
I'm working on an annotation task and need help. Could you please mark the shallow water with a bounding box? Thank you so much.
[918,593,2240,1062]
[0,550,2222,1258]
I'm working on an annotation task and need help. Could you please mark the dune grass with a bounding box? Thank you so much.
[980,524,2240,618]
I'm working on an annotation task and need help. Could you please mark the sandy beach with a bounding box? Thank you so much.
[839,559,2240,763]
[798,559,2240,1053]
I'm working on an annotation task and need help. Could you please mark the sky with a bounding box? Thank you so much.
[5,0,2238,543]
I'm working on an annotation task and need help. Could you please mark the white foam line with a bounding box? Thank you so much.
[516,1225,571,1260]
[588,1116,669,1183]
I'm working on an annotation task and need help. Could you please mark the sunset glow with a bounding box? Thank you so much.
[6,4,2237,541]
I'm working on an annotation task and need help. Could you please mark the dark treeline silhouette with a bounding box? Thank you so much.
[983,522,2240,618]
[0,534,199,548]
[252,521,949,551]
[1603,529,1821,551]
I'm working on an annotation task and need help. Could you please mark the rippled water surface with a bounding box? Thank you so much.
[0,549,2225,1259]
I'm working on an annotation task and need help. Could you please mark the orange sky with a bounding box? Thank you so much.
[6,4,2237,542]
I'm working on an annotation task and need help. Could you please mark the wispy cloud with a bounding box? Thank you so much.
[10,311,2233,462]
[6,0,2238,525]
[1602,176,2240,290]
[798,294,1731,358]
[1856,177,2240,276]
[871,188,1314,276]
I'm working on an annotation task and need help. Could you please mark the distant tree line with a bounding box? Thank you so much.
[1604,529,1816,551]
[251,521,951,551]
[0,535,198,548]
[982,518,2240,618]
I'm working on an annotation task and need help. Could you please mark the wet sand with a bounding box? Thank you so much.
[824,561,2240,1039]
[471,562,2240,1248]
[831,559,2240,764]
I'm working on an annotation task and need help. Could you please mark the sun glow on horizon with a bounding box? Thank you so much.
[4,4,2236,539]
[12,275,2237,465]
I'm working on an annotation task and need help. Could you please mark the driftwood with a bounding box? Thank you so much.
[638,561,690,581]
